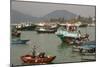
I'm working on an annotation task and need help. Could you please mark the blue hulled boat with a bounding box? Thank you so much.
[72,41,96,53]
[11,39,29,44]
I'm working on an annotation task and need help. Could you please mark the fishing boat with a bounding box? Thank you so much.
[12,32,21,37]
[35,24,57,33]
[11,39,29,44]
[79,41,96,55]
[11,30,21,38]
[56,24,81,44]
[21,55,56,64]
[79,41,95,61]
[35,23,58,33]
[72,41,96,54]
[55,23,89,45]
[21,46,56,64]
[79,24,88,27]
[16,25,37,31]
[36,27,57,33]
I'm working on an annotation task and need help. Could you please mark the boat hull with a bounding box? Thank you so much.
[11,40,29,44]
[57,34,64,41]
[36,29,57,33]
[57,35,83,45]
[12,32,21,37]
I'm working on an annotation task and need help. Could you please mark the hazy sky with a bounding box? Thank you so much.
[11,1,95,17]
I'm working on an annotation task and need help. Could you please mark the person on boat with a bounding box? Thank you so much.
[88,48,96,53]
[78,30,81,37]
[78,30,83,41]
[85,33,89,41]
[32,46,36,57]
[38,52,45,58]
[17,31,21,37]
[79,48,83,53]
[11,64,14,67]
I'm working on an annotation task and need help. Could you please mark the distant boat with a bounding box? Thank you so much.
[11,39,29,44]
[88,23,95,27]
[79,24,88,27]
[11,29,21,38]
[36,27,57,33]
[16,25,36,31]
[35,23,58,33]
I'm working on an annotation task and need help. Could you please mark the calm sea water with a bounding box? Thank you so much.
[10,27,96,66]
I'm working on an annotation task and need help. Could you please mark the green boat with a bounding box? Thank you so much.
[55,24,82,45]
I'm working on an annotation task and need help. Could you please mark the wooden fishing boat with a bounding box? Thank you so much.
[12,29,21,38]
[21,45,56,64]
[21,54,56,64]
[12,32,21,37]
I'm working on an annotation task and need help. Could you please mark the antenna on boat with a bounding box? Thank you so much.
[85,25,88,33]
[28,40,38,54]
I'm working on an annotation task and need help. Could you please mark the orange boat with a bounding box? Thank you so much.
[21,54,56,64]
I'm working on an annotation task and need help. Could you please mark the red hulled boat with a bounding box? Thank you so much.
[21,54,56,64]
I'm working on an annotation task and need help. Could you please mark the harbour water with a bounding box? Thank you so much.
[10,27,96,66]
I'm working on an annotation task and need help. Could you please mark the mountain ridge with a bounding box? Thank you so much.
[11,9,77,24]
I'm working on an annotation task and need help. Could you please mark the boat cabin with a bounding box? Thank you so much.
[65,24,78,32]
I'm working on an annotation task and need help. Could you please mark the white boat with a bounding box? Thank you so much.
[55,23,88,45]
